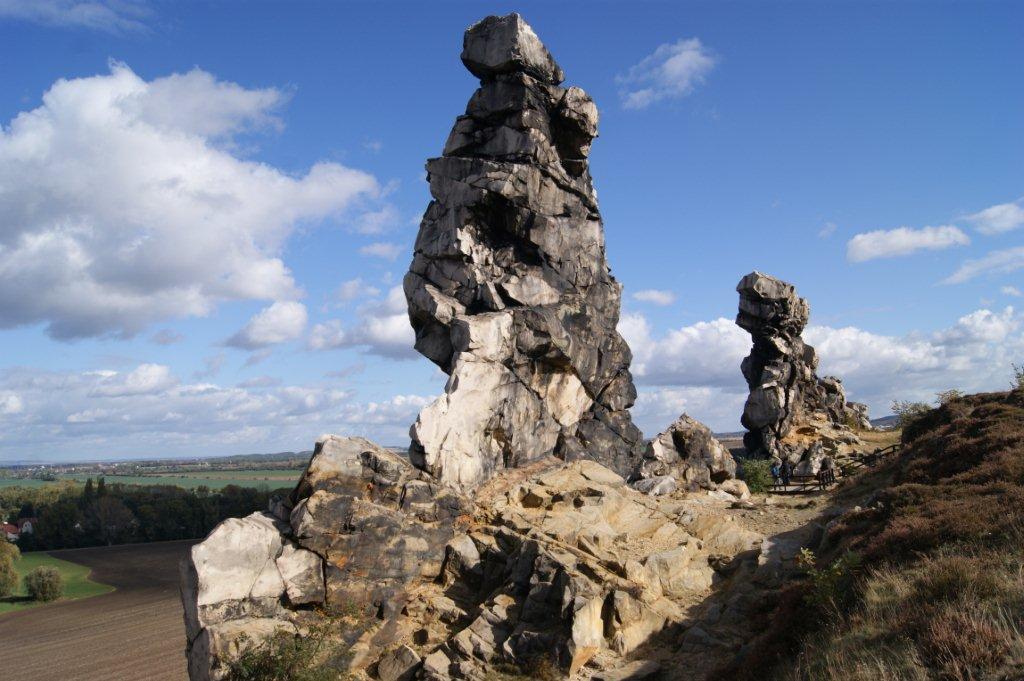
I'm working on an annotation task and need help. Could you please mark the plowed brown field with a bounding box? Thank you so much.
[0,540,196,681]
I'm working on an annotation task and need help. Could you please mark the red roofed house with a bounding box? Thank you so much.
[2,522,17,542]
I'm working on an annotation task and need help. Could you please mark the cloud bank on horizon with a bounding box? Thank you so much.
[0,3,1022,462]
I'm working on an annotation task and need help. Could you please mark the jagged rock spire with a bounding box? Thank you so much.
[404,13,645,491]
[736,271,870,458]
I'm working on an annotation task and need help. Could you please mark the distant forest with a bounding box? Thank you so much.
[1,479,288,551]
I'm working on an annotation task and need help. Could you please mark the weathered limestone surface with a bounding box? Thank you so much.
[736,271,870,460]
[636,414,737,491]
[181,435,468,680]
[405,13,645,491]
[410,460,762,679]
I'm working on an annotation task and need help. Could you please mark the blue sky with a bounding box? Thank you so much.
[0,1,1021,462]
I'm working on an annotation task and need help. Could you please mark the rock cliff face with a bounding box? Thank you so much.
[404,13,644,491]
[736,271,869,459]
[181,436,468,680]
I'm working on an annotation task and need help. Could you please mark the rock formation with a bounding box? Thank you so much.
[181,436,468,680]
[404,13,644,491]
[735,271,870,459]
[635,414,737,494]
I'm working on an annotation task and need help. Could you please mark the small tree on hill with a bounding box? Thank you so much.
[891,400,931,430]
[1013,362,1024,390]
[25,565,63,602]
[935,389,963,405]
[0,542,19,598]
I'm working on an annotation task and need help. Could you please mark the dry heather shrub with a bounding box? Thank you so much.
[922,606,1014,678]
[716,388,1024,681]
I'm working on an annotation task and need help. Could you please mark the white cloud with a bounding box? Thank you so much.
[621,307,1024,432]
[0,63,381,339]
[1002,286,1022,298]
[0,392,24,416]
[846,225,970,262]
[352,205,401,235]
[632,386,746,437]
[89,363,178,397]
[965,199,1024,235]
[0,363,432,461]
[335,278,381,303]
[632,289,676,306]
[818,221,838,239]
[617,38,715,110]
[0,0,150,33]
[309,286,415,359]
[621,313,750,389]
[943,246,1024,285]
[359,241,402,260]
[227,301,308,350]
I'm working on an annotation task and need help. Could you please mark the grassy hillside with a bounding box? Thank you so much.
[721,388,1024,681]
[0,552,114,614]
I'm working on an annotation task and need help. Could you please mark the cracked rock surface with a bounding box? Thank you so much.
[736,271,870,459]
[405,13,645,491]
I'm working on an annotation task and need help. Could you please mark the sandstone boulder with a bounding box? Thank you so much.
[181,435,467,679]
[636,413,736,489]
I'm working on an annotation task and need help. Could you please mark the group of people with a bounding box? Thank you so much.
[769,456,837,489]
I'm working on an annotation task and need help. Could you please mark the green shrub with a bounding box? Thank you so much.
[24,565,64,602]
[1013,362,1024,390]
[740,459,773,494]
[934,388,964,405]
[224,611,352,681]
[891,399,931,430]
[0,542,19,598]
[796,548,862,616]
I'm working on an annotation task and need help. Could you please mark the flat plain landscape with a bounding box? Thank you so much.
[0,541,195,681]
[0,468,302,490]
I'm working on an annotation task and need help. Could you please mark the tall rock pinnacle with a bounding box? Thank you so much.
[404,13,645,491]
[736,271,870,458]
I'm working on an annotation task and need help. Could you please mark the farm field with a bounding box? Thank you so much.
[0,552,114,615]
[0,468,303,490]
[0,540,196,680]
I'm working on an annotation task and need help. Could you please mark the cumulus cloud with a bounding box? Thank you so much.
[0,392,24,416]
[0,0,150,33]
[359,241,402,260]
[227,301,308,350]
[943,246,1024,285]
[632,289,676,306]
[621,307,1024,432]
[89,363,178,397]
[965,199,1024,235]
[617,38,715,110]
[0,63,381,340]
[846,225,970,262]
[1003,286,1022,298]
[0,363,431,461]
[309,287,415,359]
[335,278,381,303]
[352,206,401,235]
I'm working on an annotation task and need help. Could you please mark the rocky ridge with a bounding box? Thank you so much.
[736,271,870,468]
[404,13,645,492]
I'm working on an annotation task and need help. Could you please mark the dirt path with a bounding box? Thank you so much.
[0,540,196,681]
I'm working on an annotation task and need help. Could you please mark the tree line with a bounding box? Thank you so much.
[2,478,288,551]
